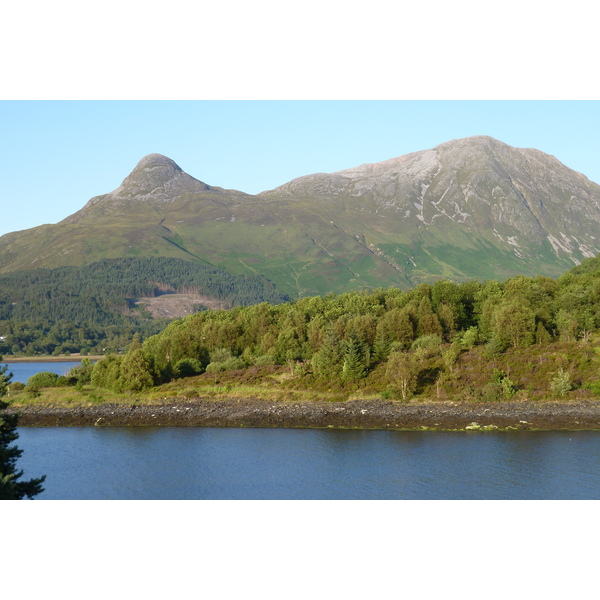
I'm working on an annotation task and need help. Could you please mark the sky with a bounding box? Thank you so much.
[1,99,600,237]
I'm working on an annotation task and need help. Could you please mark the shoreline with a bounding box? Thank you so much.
[2,355,105,363]
[6,398,600,430]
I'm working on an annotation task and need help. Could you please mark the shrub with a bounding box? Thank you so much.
[583,380,600,396]
[205,362,225,374]
[550,368,571,396]
[461,326,479,348]
[26,371,60,388]
[484,336,509,357]
[174,358,204,378]
[221,357,246,371]
[254,354,276,366]
[411,334,442,350]
[66,358,94,385]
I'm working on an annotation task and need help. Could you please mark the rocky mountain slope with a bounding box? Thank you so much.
[2,136,600,297]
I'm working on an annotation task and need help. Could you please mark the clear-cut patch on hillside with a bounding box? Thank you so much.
[133,293,230,319]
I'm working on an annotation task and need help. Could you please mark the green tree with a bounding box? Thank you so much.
[386,351,418,402]
[0,365,46,499]
[91,354,123,391]
[26,371,61,388]
[550,368,571,397]
[66,357,94,385]
[341,333,369,382]
[491,300,536,348]
[372,320,392,363]
[460,326,479,349]
[174,358,205,378]
[120,338,157,391]
[535,321,552,345]
[311,326,343,379]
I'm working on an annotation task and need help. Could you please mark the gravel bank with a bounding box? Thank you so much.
[5,398,600,430]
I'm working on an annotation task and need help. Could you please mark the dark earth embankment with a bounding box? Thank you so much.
[5,398,600,430]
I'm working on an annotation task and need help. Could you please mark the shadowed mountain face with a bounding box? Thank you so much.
[2,136,600,297]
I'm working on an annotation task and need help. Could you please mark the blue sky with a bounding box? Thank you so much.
[1,100,599,237]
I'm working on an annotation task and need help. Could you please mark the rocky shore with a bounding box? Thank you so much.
[6,398,600,430]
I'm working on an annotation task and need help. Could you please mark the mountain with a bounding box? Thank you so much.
[2,136,600,297]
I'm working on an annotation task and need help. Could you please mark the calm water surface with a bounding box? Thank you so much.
[15,427,600,500]
[2,361,82,383]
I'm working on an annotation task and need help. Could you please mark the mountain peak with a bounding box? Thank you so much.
[106,153,211,205]
[61,154,213,223]
[132,153,183,173]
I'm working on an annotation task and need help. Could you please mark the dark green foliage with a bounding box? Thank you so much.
[311,326,344,380]
[341,333,369,382]
[0,257,289,356]
[66,358,94,385]
[0,365,46,499]
[26,371,61,388]
[484,335,510,358]
[372,321,392,363]
[103,257,600,396]
[174,358,205,378]
[116,338,157,392]
[90,354,124,391]
[15,254,600,399]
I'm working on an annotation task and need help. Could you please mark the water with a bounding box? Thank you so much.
[14,427,600,500]
[7,360,600,500]
[2,361,82,383]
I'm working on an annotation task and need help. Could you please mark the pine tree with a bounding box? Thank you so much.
[0,365,46,499]
[311,326,343,379]
[341,333,369,382]
[373,321,392,363]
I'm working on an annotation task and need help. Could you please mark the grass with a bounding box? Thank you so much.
[7,337,600,410]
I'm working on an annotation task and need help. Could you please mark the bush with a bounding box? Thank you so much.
[8,381,25,393]
[411,334,442,350]
[66,358,94,385]
[222,357,246,371]
[582,380,600,396]
[461,326,479,348]
[26,371,60,388]
[174,358,205,378]
[254,354,276,366]
[484,336,509,357]
[550,368,571,396]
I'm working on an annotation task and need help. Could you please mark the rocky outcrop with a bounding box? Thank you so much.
[262,136,600,266]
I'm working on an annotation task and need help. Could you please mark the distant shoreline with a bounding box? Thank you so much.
[2,355,105,363]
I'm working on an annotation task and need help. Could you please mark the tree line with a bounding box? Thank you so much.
[0,257,289,355]
[83,254,600,397]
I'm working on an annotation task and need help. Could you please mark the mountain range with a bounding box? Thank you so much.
[2,135,600,298]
